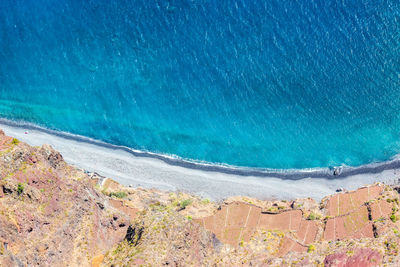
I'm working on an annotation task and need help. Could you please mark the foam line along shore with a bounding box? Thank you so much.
[1,119,399,201]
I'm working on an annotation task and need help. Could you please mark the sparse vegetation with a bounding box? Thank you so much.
[201,198,210,204]
[2,133,400,266]
[384,240,399,256]
[307,244,315,253]
[393,229,400,238]
[390,206,399,223]
[109,191,128,199]
[375,217,386,222]
[11,138,20,145]
[17,183,24,195]
[179,199,192,209]
[346,250,354,256]
[307,212,320,220]
[387,198,399,205]
[101,190,128,198]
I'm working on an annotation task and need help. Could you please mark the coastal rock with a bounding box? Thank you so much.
[39,144,64,169]
[324,248,382,267]
[0,132,129,266]
[0,129,400,266]
[102,203,219,266]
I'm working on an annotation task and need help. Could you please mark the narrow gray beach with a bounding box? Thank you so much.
[1,121,399,201]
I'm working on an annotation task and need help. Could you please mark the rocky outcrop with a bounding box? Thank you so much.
[102,203,220,266]
[324,248,382,267]
[0,131,131,266]
[0,129,400,266]
[99,178,399,266]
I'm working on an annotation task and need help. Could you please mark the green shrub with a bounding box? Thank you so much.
[201,198,210,204]
[376,217,385,222]
[390,214,397,223]
[11,138,20,145]
[308,244,315,253]
[17,183,24,195]
[179,199,192,209]
[109,191,128,198]
[346,250,354,256]
[307,212,320,220]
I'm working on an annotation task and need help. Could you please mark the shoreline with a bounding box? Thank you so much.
[1,118,399,201]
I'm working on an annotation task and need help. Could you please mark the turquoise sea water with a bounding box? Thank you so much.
[0,0,400,169]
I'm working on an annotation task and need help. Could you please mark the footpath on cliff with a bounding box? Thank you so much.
[0,129,399,266]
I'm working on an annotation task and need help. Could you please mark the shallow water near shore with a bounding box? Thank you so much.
[1,0,400,169]
[2,121,400,201]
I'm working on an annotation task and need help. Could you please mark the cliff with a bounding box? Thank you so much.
[0,129,399,266]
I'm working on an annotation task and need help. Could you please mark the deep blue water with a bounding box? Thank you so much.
[0,0,400,169]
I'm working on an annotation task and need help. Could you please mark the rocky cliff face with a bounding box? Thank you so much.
[0,129,399,266]
[0,130,129,266]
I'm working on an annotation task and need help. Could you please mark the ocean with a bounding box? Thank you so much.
[0,0,399,170]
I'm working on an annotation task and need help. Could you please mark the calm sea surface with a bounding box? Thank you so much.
[1,0,400,169]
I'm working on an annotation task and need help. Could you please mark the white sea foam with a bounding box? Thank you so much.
[1,121,399,201]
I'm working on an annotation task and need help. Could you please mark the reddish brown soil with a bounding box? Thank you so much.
[199,184,389,256]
